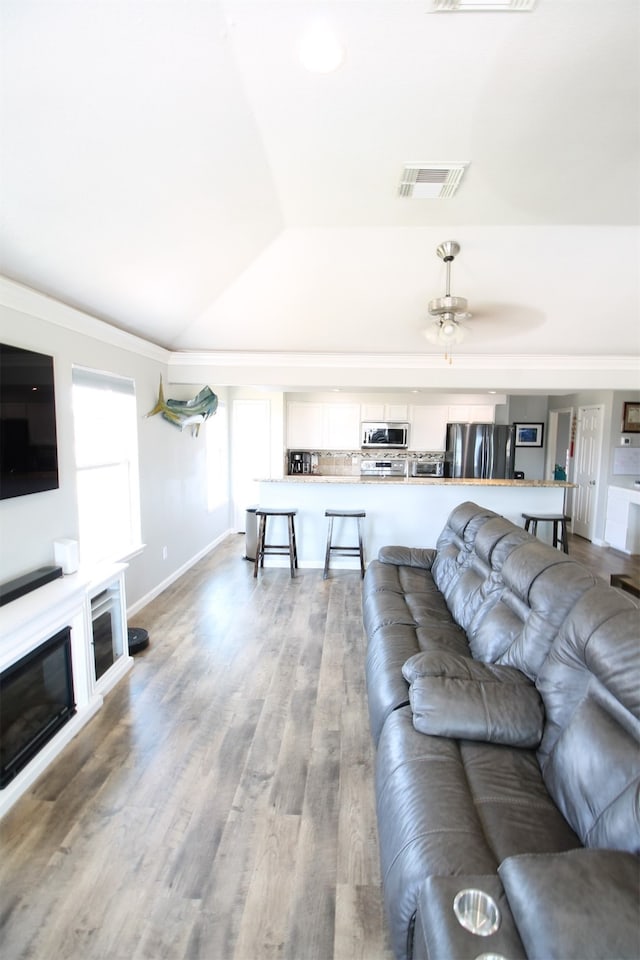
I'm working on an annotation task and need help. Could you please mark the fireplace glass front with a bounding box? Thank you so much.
[1,626,76,788]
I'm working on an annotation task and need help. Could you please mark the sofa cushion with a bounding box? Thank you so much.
[375,706,497,960]
[536,584,640,853]
[541,689,640,853]
[459,740,581,865]
[403,652,544,747]
[499,849,640,960]
[466,542,596,676]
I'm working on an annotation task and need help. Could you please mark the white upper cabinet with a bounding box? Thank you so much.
[287,401,360,449]
[447,404,495,424]
[408,405,449,450]
[287,399,497,450]
[324,403,361,449]
[287,402,325,448]
[361,402,408,422]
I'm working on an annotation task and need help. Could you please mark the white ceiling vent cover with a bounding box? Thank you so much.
[399,163,469,199]
[433,0,536,11]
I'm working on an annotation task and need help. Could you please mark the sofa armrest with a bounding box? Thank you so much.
[499,848,640,960]
[403,652,545,748]
[377,545,436,569]
[412,874,526,960]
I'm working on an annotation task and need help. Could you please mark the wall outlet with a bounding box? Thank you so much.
[162,546,168,560]
[621,436,631,445]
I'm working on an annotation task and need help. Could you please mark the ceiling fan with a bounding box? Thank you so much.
[424,240,472,359]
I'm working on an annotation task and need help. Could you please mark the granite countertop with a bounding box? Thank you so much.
[260,476,575,487]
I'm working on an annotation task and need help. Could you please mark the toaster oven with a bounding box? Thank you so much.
[410,459,444,477]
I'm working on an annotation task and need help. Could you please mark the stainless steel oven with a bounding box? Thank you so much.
[360,459,407,479]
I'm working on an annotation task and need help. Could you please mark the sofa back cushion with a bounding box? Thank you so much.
[473,544,596,676]
[433,502,597,679]
[431,501,499,604]
[536,585,640,853]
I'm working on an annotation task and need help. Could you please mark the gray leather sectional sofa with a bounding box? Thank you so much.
[363,501,639,960]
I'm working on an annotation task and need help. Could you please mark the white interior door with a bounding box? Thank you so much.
[231,399,271,531]
[572,405,603,540]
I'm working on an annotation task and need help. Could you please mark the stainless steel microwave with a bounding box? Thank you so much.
[361,421,409,449]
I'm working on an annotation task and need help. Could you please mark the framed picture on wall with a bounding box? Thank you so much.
[622,402,640,433]
[514,422,544,447]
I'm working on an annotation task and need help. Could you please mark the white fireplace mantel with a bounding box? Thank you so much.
[0,562,133,818]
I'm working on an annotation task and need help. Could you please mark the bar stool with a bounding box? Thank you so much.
[254,508,298,577]
[324,509,366,579]
[522,512,569,554]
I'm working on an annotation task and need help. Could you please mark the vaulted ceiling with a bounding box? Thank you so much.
[1,1,639,390]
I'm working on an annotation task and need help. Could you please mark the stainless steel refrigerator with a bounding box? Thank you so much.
[445,422,515,479]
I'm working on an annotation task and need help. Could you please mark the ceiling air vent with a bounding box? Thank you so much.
[398,163,469,200]
[433,0,536,10]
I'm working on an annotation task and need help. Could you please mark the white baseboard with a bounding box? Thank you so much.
[126,529,234,618]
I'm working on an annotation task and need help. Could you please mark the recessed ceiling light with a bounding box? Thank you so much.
[298,21,346,74]
[433,0,536,10]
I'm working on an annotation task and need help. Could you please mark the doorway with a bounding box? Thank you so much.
[231,399,272,532]
[546,407,574,518]
[572,404,604,541]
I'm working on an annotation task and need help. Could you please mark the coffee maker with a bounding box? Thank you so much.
[288,451,312,475]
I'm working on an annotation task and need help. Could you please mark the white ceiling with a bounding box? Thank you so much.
[1,0,639,391]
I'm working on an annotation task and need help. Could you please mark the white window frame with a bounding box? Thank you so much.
[71,366,142,567]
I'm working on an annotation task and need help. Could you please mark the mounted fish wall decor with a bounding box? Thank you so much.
[145,376,218,437]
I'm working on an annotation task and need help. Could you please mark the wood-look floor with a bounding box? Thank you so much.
[0,538,393,960]
[1,529,636,960]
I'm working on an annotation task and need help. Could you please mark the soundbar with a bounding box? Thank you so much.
[0,565,63,607]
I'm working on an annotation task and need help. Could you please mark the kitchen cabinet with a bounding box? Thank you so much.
[287,401,360,449]
[324,403,361,449]
[287,402,325,448]
[408,405,449,450]
[605,485,640,554]
[361,402,408,422]
[447,404,495,424]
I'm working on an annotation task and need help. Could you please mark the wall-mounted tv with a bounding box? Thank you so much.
[0,343,59,500]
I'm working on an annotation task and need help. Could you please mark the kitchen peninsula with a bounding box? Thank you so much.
[255,476,573,570]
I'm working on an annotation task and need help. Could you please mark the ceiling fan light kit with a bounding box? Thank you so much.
[425,240,471,361]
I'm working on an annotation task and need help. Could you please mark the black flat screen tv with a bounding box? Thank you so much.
[0,343,59,500]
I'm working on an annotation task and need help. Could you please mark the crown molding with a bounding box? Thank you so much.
[0,276,171,364]
[168,350,638,372]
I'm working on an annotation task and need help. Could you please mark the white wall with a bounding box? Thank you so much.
[0,283,232,611]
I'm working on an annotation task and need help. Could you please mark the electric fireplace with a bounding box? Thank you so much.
[1,626,76,788]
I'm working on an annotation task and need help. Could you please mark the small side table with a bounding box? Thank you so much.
[610,573,640,598]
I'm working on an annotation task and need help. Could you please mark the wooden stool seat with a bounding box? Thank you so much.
[324,509,366,579]
[254,508,298,577]
[522,512,569,554]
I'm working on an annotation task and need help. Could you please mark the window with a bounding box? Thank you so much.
[72,367,141,566]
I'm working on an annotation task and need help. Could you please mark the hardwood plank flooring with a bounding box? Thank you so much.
[1,528,636,960]
[566,531,640,584]
[0,537,393,960]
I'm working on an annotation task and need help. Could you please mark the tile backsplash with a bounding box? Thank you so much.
[287,449,444,476]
